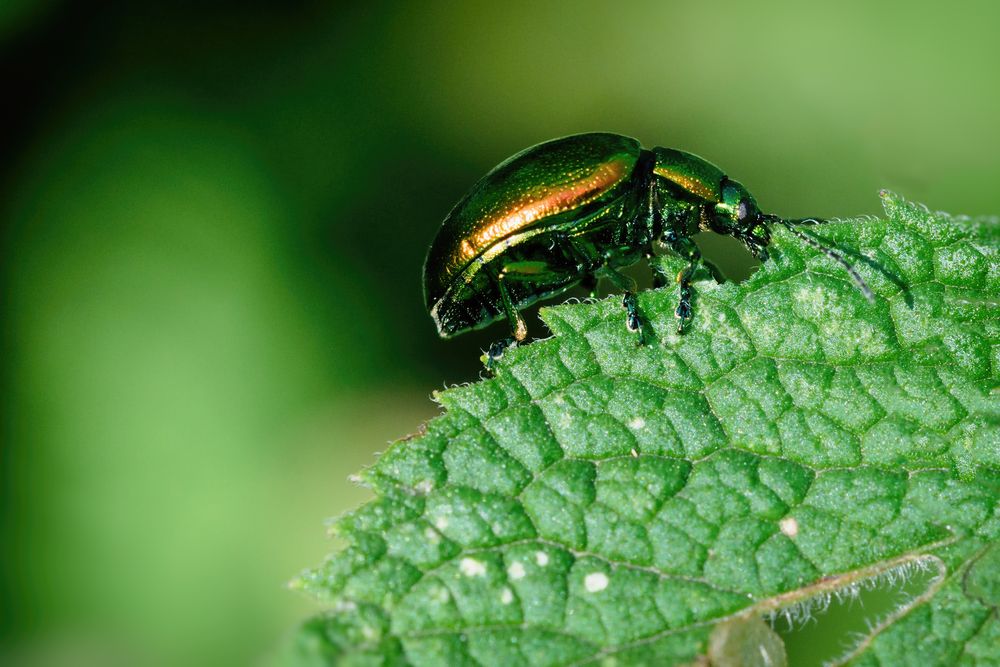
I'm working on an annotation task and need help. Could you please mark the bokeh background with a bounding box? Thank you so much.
[1,1,997,665]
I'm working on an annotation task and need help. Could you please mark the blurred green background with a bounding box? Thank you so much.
[1,1,997,665]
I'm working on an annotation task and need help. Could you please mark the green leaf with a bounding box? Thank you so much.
[291,192,999,666]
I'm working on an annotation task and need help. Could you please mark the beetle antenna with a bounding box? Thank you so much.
[769,216,875,303]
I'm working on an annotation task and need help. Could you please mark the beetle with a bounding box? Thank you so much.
[423,133,872,367]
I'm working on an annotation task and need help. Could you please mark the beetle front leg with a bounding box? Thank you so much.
[484,273,528,371]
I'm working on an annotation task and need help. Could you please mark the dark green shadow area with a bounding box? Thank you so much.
[777,565,940,666]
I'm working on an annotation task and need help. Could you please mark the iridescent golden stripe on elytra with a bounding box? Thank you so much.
[450,159,630,270]
[653,165,715,200]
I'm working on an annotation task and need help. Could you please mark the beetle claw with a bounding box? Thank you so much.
[674,301,692,334]
[622,291,645,342]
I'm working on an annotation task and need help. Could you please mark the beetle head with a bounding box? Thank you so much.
[711,179,770,260]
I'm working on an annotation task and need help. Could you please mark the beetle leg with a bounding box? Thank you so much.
[675,264,695,333]
[745,240,769,263]
[495,274,528,343]
[666,236,701,334]
[482,271,528,372]
[602,267,644,342]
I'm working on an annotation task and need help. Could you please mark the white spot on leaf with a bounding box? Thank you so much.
[584,572,609,593]
[507,562,526,580]
[780,516,799,538]
[535,551,549,567]
[460,557,486,577]
[501,587,514,605]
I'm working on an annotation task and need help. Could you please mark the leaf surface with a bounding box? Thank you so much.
[293,192,999,666]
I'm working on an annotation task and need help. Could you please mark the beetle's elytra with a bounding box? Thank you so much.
[423,132,872,367]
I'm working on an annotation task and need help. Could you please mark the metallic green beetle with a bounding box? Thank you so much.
[423,133,872,366]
